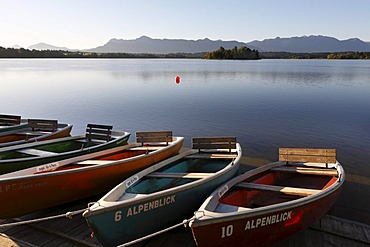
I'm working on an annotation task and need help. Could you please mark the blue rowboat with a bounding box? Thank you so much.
[83,136,242,247]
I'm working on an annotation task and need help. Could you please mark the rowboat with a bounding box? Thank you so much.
[189,148,345,247]
[83,137,242,247]
[0,118,72,148]
[0,131,183,218]
[0,114,28,134]
[0,124,130,175]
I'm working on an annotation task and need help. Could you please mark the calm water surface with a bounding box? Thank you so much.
[1,59,370,178]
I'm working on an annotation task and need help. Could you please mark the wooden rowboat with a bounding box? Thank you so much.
[0,124,129,175]
[0,114,28,134]
[0,131,183,218]
[0,118,72,148]
[189,148,345,247]
[83,137,242,247]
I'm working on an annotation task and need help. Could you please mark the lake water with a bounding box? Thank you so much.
[1,58,370,179]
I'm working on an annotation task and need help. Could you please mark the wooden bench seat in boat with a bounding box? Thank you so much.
[0,114,21,125]
[136,131,173,146]
[128,146,162,151]
[192,136,236,153]
[146,172,214,179]
[236,182,321,197]
[83,124,113,143]
[185,153,238,159]
[28,119,58,132]
[279,148,336,165]
[17,148,58,157]
[75,160,114,165]
[271,166,338,176]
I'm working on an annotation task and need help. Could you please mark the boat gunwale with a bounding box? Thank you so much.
[83,143,242,217]
[189,161,345,227]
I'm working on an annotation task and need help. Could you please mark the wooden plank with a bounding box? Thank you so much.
[185,153,238,159]
[271,166,338,176]
[86,124,113,142]
[236,182,321,197]
[146,172,214,179]
[28,119,58,131]
[17,148,58,157]
[192,136,236,152]
[279,148,336,156]
[279,148,336,164]
[75,160,113,165]
[0,114,21,125]
[136,130,172,145]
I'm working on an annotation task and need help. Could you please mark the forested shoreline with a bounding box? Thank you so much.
[0,46,369,59]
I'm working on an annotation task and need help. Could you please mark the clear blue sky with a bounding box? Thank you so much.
[2,0,370,49]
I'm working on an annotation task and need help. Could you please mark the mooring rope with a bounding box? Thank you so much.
[0,208,87,228]
[117,216,195,247]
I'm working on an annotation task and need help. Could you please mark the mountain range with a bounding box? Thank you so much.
[26,35,370,54]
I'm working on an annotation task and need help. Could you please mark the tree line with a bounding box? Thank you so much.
[203,46,260,60]
[0,46,368,59]
[260,51,370,59]
[0,47,205,59]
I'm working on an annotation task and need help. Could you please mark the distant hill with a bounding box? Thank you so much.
[28,43,71,51]
[247,35,370,52]
[86,36,254,54]
[25,35,370,54]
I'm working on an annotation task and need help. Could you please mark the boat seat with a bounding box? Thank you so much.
[85,124,113,142]
[128,146,161,151]
[271,166,338,176]
[136,130,172,146]
[146,172,214,179]
[279,148,336,165]
[75,160,114,165]
[192,136,236,153]
[236,182,321,197]
[17,148,58,157]
[0,114,21,126]
[185,153,238,159]
[28,119,58,132]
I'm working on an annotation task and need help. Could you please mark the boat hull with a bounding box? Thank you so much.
[84,140,242,247]
[0,132,130,174]
[0,123,72,148]
[0,138,183,218]
[85,167,239,247]
[191,186,342,247]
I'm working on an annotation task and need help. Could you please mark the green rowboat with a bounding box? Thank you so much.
[0,124,130,174]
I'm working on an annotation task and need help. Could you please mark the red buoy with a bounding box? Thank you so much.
[175,76,180,84]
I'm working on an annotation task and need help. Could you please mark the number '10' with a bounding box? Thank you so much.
[221,225,233,238]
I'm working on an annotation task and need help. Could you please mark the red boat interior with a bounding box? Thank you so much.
[220,165,338,209]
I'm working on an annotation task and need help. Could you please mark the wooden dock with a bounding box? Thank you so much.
[1,196,369,247]
[1,157,369,246]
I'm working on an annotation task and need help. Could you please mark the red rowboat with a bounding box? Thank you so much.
[189,148,345,247]
[0,131,183,218]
